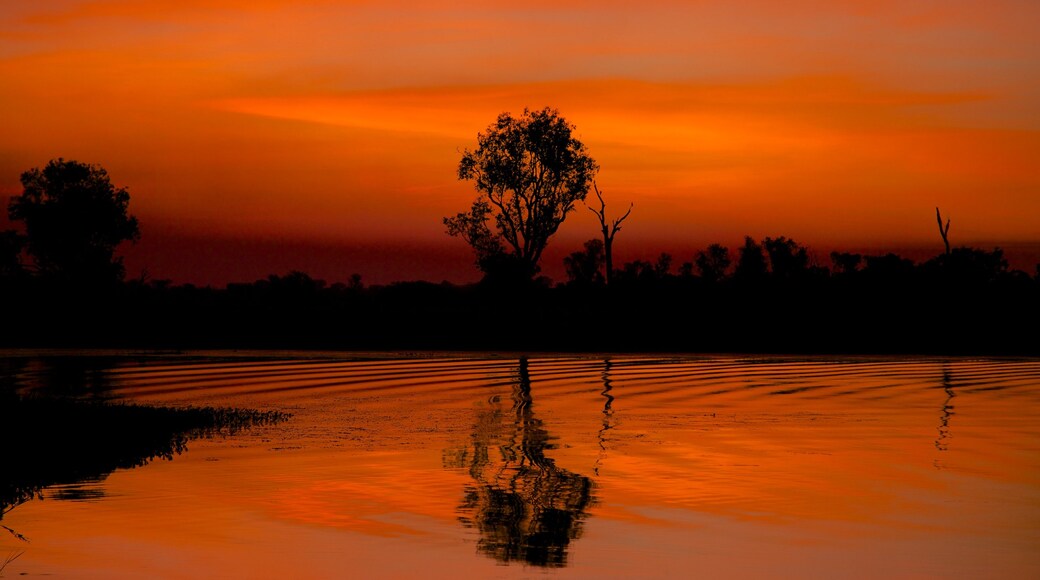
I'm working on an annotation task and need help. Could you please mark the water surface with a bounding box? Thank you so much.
[1,351,1038,578]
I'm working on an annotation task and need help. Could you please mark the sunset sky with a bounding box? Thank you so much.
[2,0,1038,285]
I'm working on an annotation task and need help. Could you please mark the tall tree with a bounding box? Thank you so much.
[9,158,139,284]
[585,182,632,285]
[445,107,598,283]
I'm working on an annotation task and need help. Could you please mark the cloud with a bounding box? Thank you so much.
[1,0,1037,284]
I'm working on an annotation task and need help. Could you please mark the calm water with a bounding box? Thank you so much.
[1,351,1039,579]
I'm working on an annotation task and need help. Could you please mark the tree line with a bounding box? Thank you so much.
[2,109,1038,355]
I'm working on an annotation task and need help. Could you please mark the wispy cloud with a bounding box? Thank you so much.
[1,0,1037,278]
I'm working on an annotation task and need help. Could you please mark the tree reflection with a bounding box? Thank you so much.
[594,359,615,476]
[22,355,122,399]
[444,357,594,568]
[934,365,956,453]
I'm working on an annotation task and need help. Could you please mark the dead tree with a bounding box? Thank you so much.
[936,207,951,256]
[586,182,633,285]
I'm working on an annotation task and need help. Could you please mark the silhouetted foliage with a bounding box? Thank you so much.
[763,236,815,279]
[477,251,542,288]
[922,246,1009,284]
[614,253,673,286]
[0,391,289,521]
[695,243,731,283]
[614,259,656,284]
[830,251,862,275]
[0,234,1037,356]
[445,107,598,283]
[346,273,364,290]
[444,199,519,281]
[8,159,139,284]
[1,151,1034,356]
[260,270,327,294]
[862,252,916,281]
[563,239,605,286]
[735,236,768,281]
[655,252,673,277]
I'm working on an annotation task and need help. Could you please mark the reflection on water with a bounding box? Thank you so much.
[0,356,290,538]
[444,358,594,567]
[595,359,616,476]
[935,365,956,454]
[0,352,1038,579]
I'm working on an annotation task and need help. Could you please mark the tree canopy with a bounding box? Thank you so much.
[8,158,139,284]
[446,107,598,283]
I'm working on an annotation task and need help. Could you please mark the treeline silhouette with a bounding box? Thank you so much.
[2,235,1036,355]
[5,156,1037,356]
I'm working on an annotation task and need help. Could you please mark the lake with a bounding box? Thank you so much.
[1,351,1038,579]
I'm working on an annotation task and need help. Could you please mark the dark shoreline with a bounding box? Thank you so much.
[3,251,1038,357]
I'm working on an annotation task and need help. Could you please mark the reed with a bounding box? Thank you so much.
[0,550,22,577]
[0,395,291,520]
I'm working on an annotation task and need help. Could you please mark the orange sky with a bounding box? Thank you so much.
[1,0,1038,285]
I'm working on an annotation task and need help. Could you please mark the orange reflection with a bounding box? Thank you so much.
[1,355,1039,578]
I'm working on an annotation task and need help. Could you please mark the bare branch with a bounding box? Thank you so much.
[586,181,607,223]
[585,180,634,286]
[610,202,634,236]
[936,206,951,255]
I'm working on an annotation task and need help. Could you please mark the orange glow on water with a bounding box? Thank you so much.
[2,354,1039,578]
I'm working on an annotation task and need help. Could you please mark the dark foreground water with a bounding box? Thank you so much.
[1,350,1038,579]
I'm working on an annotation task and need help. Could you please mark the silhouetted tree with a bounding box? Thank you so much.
[445,107,598,283]
[585,182,632,285]
[655,252,672,277]
[615,253,672,285]
[678,260,695,278]
[444,199,524,282]
[830,251,862,275]
[763,236,812,279]
[347,273,363,290]
[563,239,605,286]
[734,236,767,281]
[262,271,326,293]
[8,159,139,284]
[922,246,1009,284]
[614,259,654,284]
[695,243,731,283]
[862,253,916,282]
